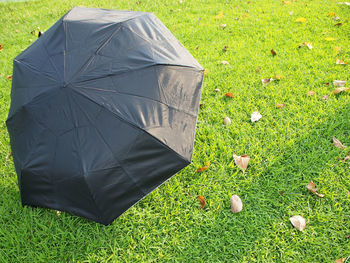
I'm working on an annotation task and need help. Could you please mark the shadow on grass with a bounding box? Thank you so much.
[0,102,349,262]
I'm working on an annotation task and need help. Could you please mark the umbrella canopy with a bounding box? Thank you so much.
[6,7,203,225]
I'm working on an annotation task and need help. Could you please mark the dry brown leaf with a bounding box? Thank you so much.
[6,75,12,80]
[262,78,273,85]
[307,91,316,96]
[334,22,343,26]
[233,154,250,170]
[322,95,329,101]
[271,49,277,56]
[344,156,350,161]
[223,117,231,125]
[306,181,325,198]
[215,11,223,20]
[336,59,348,65]
[333,137,346,149]
[198,195,206,209]
[0,44,3,51]
[333,87,349,94]
[230,195,243,213]
[220,24,227,29]
[276,103,286,108]
[225,92,235,98]
[296,17,306,23]
[333,80,346,87]
[197,162,210,173]
[335,259,345,263]
[290,215,306,231]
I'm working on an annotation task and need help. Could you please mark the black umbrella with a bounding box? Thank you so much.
[6,7,203,225]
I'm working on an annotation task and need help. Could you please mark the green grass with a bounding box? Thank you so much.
[0,0,349,262]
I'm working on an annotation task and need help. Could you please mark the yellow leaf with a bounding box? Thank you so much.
[325,37,336,41]
[276,103,286,108]
[334,46,341,53]
[333,87,350,94]
[282,1,291,4]
[215,11,223,20]
[296,17,306,23]
[307,91,316,96]
[328,12,336,17]
[204,68,209,76]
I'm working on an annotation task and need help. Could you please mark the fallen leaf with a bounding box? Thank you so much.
[336,59,348,65]
[325,37,336,41]
[329,12,336,17]
[306,181,325,198]
[334,22,343,26]
[230,195,243,213]
[244,13,249,18]
[0,44,3,51]
[225,92,235,98]
[223,116,231,125]
[251,111,262,122]
[220,24,227,28]
[233,154,250,170]
[338,2,350,5]
[273,75,283,80]
[215,11,223,20]
[271,49,277,56]
[276,103,286,108]
[222,46,228,52]
[173,25,177,31]
[322,95,329,101]
[6,75,12,80]
[296,17,306,23]
[307,91,316,96]
[204,68,209,76]
[299,42,313,49]
[333,137,346,149]
[335,259,345,263]
[334,46,342,53]
[214,88,220,92]
[333,87,349,94]
[198,195,206,209]
[262,78,273,85]
[282,1,291,4]
[344,156,350,161]
[333,80,346,87]
[220,60,229,65]
[290,215,306,231]
[197,162,210,173]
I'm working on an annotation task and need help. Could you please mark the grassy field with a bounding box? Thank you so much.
[0,0,349,262]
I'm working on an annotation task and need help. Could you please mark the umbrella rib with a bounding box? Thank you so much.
[70,90,147,196]
[70,87,191,165]
[72,85,197,118]
[65,89,104,220]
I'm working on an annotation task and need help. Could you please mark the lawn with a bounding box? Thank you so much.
[0,0,349,262]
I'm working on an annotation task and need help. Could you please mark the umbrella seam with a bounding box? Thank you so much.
[72,85,197,118]
[69,87,192,164]
[69,90,147,197]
